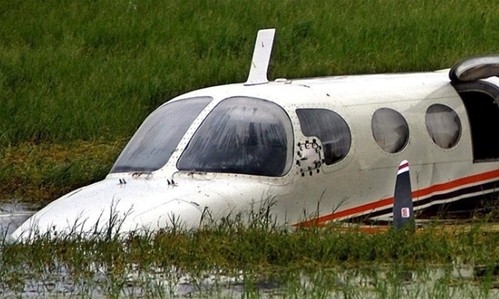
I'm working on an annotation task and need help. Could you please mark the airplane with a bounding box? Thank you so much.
[12,28,499,240]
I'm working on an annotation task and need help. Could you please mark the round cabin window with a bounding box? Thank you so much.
[371,108,409,153]
[425,104,462,149]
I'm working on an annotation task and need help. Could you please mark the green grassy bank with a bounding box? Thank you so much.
[0,140,123,201]
[0,0,498,201]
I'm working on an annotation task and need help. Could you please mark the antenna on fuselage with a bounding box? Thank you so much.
[393,160,415,231]
[244,28,276,86]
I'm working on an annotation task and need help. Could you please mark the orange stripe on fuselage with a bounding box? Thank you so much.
[294,169,499,228]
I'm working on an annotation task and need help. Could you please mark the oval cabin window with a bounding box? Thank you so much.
[296,109,351,165]
[425,104,462,149]
[371,108,409,153]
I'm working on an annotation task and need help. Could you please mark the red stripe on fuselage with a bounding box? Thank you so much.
[294,169,499,227]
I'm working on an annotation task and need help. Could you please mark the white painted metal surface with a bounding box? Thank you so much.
[245,28,275,85]
[11,29,499,240]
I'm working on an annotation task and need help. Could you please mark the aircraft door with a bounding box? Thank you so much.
[449,55,499,162]
[453,81,499,162]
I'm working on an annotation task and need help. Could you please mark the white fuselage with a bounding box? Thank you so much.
[12,71,499,240]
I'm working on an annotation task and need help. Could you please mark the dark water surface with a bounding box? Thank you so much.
[0,201,35,238]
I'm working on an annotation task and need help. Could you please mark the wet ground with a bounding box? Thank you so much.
[0,260,497,298]
[1,201,498,298]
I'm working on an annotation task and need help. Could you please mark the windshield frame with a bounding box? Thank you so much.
[110,96,213,174]
[176,96,294,177]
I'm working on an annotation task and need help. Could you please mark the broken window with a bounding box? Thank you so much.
[177,97,293,177]
[296,109,351,165]
[371,108,409,153]
[425,104,462,149]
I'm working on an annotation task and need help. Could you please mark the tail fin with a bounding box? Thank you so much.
[393,160,415,230]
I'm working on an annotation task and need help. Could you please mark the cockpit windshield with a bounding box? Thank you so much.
[110,97,212,173]
[177,97,293,177]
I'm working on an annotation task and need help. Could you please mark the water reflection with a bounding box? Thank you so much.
[1,201,498,298]
[0,201,35,237]
[0,264,497,298]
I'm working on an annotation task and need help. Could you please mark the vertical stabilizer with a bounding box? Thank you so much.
[393,160,415,230]
[244,28,275,86]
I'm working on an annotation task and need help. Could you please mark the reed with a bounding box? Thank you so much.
[1,214,498,297]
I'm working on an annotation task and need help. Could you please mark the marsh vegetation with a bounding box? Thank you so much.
[1,211,499,297]
[0,0,498,297]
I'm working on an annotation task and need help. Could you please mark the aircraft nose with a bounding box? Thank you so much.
[10,179,206,240]
[132,199,204,231]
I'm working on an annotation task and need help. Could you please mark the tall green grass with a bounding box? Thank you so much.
[0,0,497,145]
